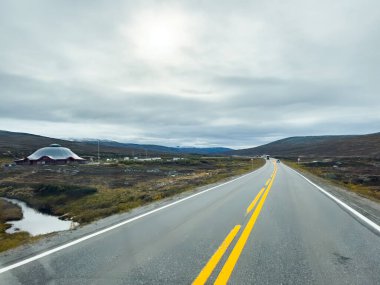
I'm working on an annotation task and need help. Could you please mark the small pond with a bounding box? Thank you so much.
[2,197,78,236]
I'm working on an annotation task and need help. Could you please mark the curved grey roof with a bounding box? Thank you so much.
[27,144,84,160]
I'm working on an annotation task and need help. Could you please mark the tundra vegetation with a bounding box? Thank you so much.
[285,157,380,202]
[0,156,264,252]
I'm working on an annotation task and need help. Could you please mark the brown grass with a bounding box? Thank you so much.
[0,199,23,221]
[0,157,265,252]
[285,160,380,202]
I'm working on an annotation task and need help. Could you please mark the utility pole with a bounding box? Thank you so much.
[97,140,100,165]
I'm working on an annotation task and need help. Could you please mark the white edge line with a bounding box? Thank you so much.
[0,167,263,274]
[284,164,380,234]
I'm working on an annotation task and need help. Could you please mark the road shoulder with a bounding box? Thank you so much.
[285,164,380,226]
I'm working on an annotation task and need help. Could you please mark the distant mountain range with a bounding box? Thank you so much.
[231,132,380,158]
[79,139,232,155]
[1,130,379,160]
[0,130,233,159]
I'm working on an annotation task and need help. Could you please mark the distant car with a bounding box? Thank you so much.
[277,159,280,163]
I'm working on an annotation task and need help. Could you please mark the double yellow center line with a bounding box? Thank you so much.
[193,162,278,285]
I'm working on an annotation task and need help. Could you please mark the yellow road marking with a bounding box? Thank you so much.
[214,166,277,284]
[265,178,270,186]
[192,225,241,285]
[246,187,265,215]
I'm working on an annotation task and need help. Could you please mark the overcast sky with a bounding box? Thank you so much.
[0,0,379,148]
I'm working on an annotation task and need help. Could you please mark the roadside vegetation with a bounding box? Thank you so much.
[284,157,380,202]
[0,156,264,252]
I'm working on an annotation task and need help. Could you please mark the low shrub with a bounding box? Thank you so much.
[33,184,97,197]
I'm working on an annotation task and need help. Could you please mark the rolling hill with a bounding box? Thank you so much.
[232,132,380,158]
[0,130,233,159]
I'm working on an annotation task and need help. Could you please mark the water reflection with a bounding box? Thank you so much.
[2,198,77,236]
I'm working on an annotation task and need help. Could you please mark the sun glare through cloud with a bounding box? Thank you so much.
[124,7,192,64]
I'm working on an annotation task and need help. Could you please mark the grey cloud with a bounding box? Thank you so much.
[0,72,213,126]
[215,75,366,109]
[0,0,379,148]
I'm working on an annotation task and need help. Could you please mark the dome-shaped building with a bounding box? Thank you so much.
[15,144,86,165]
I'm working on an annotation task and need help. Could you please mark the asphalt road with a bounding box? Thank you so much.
[1,160,379,284]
